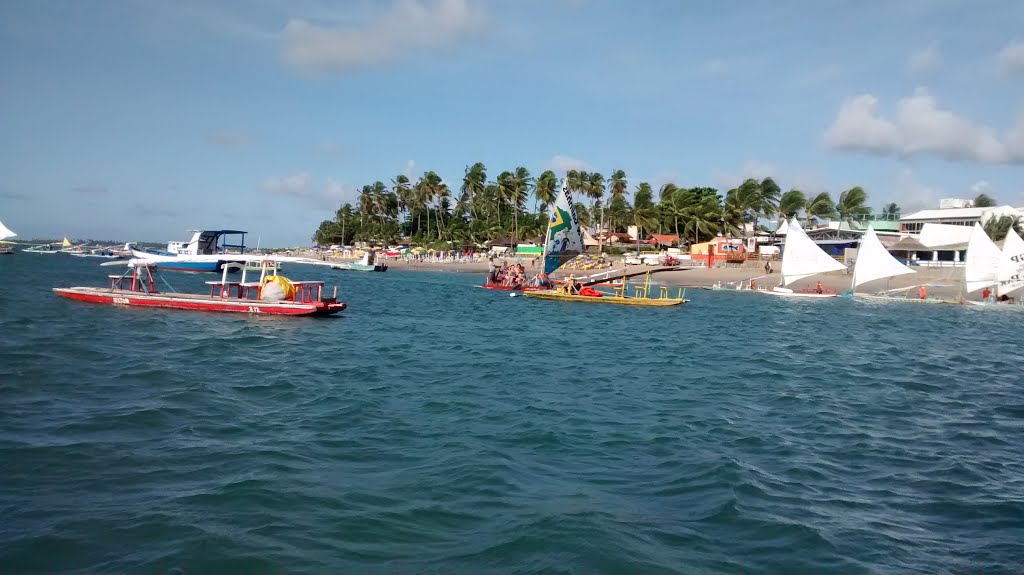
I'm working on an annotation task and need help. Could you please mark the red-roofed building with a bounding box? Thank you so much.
[646,234,681,248]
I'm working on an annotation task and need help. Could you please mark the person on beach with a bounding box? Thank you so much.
[982,287,992,300]
[815,280,823,294]
[764,260,773,274]
[919,285,927,299]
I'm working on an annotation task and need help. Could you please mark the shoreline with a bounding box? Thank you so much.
[331,256,973,300]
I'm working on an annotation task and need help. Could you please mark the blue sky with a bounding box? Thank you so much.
[1,0,1023,246]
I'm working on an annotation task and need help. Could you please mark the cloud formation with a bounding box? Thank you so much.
[262,172,313,195]
[282,0,485,72]
[324,178,358,205]
[548,154,592,174]
[996,40,1024,77]
[823,90,1024,164]
[207,132,256,148]
[907,42,940,75]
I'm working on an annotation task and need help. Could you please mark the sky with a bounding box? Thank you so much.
[1,0,1023,246]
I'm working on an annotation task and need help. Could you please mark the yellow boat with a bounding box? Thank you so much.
[523,272,688,307]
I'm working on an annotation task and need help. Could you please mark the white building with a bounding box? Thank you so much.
[899,204,1022,234]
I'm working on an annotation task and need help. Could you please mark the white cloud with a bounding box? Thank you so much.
[262,172,312,195]
[713,161,827,195]
[548,154,592,174]
[996,40,1024,77]
[402,159,416,179]
[907,42,941,75]
[282,0,485,73]
[823,90,1024,164]
[969,180,990,195]
[324,179,358,204]
[893,169,942,212]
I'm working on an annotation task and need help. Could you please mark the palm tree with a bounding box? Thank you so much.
[574,201,591,228]
[836,186,870,225]
[804,192,837,222]
[632,182,658,253]
[608,170,628,201]
[759,177,782,215]
[510,166,533,241]
[778,189,806,220]
[534,170,558,214]
[881,202,901,219]
[462,162,487,220]
[392,175,412,223]
[983,215,1024,242]
[683,193,723,245]
[357,185,375,226]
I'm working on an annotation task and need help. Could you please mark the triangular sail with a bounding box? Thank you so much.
[965,223,1001,293]
[853,226,915,289]
[780,220,847,286]
[0,219,15,241]
[62,237,72,247]
[542,177,585,276]
[774,218,788,234]
[997,228,1024,297]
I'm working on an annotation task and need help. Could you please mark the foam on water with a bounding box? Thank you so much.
[1,255,1022,573]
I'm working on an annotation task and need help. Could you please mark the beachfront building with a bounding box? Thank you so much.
[645,234,681,248]
[898,200,1022,233]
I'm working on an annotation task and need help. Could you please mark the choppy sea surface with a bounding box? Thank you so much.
[1,254,1022,574]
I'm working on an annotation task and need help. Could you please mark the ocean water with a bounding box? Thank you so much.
[1,254,1022,574]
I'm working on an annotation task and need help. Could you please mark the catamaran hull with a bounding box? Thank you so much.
[762,289,837,299]
[855,294,957,305]
[523,290,686,306]
[53,287,346,316]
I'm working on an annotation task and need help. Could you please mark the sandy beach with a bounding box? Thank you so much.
[322,255,973,300]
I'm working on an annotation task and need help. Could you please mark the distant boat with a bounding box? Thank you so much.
[965,223,1024,307]
[129,229,253,272]
[762,219,847,298]
[0,219,15,255]
[23,243,61,254]
[331,250,388,272]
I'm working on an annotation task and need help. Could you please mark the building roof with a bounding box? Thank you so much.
[646,234,680,244]
[901,207,988,221]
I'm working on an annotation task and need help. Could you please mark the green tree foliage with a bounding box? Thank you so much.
[973,193,997,208]
[983,215,1024,242]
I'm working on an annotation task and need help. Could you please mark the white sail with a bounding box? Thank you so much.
[542,177,585,275]
[997,228,1024,297]
[0,219,15,241]
[774,218,788,234]
[780,219,847,286]
[852,226,915,289]
[965,222,1001,293]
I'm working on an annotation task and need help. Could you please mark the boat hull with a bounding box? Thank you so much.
[53,287,346,316]
[480,282,547,292]
[331,264,388,272]
[523,290,686,306]
[855,294,958,305]
[762,288,837,299]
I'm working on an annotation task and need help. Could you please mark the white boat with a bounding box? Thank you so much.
[331,250,388,272]
[762,219,846,298]
[847,226,952,303]
[130,229,253,272]
[967,227,1024,307]
[0,219,15,254]
[23,243,61,254]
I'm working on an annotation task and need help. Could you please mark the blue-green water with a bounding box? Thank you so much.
[1,255,1022,574]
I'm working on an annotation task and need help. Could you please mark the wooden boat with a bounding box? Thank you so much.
[480,280,546,291]
[525,273,688,307]
[55,260,345,317]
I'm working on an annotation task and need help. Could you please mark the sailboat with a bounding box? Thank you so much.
[523,178,685,306]
[847,226,949,303]
[762,219,847,298]
[0,219,15,254]
[964,222,1001,304]
[995,228,1024,304]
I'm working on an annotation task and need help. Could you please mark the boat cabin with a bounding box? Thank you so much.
[167,230,247,256]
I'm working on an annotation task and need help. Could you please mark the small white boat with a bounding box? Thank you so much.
[761,220,846,298]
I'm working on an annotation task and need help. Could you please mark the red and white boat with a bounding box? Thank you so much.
[54,259,346,317]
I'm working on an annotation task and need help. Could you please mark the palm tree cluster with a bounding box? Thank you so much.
[312,165,881,248]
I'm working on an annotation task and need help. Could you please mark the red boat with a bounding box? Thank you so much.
[54,261,346,317]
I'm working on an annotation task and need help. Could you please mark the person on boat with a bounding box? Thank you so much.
[566,275,581,295]
[815,280,823,294]
[999,294,1014,304]
[982,287,992,300]
[749,279,757,290]
[919,285,928,299]
[536,273,551,288]
[487,258,497,284]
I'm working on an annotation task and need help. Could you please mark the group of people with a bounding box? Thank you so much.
[981,287,1015,303]
[487,257,555,289]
